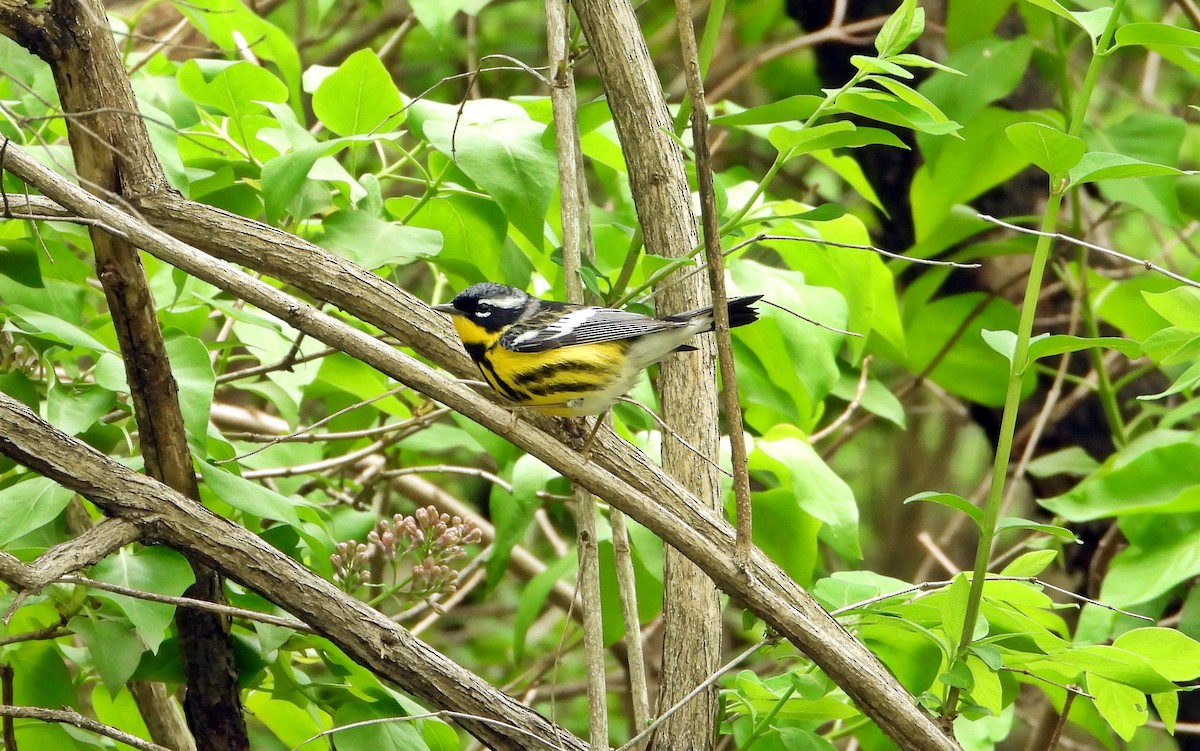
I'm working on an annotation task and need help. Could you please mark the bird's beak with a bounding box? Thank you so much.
[432,303,460,315]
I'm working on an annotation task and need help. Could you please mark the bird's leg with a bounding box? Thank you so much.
[579,411,608,461]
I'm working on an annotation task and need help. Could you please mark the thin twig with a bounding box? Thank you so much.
[812,356,872,442]
[978,213,1200,290]
[0,705,172,751]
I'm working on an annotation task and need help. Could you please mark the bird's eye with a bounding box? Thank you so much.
[475,301,492,318]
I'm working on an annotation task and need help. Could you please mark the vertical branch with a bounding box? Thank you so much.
[571,1,722,748]
[673,0,753,563]
[21,1,245,748]
[545,0,609,745]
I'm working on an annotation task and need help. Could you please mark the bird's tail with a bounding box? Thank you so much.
[664,294,764,330]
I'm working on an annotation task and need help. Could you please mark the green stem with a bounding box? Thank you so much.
[942,0,1127,719]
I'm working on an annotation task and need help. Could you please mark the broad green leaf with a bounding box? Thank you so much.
[1153,691,1179,735]
[1138,360,1200,401]
[1143,287,1200,331]
[945,0,1015,48]
[750,426,860,560]
[1141,327,1200,364]
[1105,525,1200,607]
[512,554,575,663]
[172,0,302,105]
[1068,152,1186,186]
[260,133,395,224]
[46,383,117,437]
[312,49,405,136]
[1086,675,1147,741]
[1056,645,1176,693]
[73,614,144,692]
[744,488,820,585]
[198,461,304,527]
[419,101,557,249]
[1086,112,1186,223]
[921,36,1033,124]
[244,693,324,749]
[1113,628,1200,681]
[394,194,509,285]
[903,491,982,527]
[779,727,843,751]
[1026,447,1100,478]
[1005,122,1085,174]
[91,547,195,653]
[409,0,469,42]
[332,702,428,751]
[999,550,1058,577]
[869,77,953,128]
[317,210,442,268]
[1041,439,1200,521]
[812,570,913,611]
[0,476,73,546]
[176,59,287,120]
[1114,23,1200,51]
[1026,334,1140,363]
[903,292,1022,406]
[6,305,112,353]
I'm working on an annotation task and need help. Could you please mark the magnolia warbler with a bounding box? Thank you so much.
[434,282,763,417]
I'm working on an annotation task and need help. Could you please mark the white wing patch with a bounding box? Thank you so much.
[514,307,599,346]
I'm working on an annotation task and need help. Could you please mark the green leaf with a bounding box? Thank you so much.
[1023,0,1110,44]
[73,614,145,692]
[1040,438,1200,521]
[750,426,860,560]
[1068,152,1186,186]
[198,461,304,527]
[408,0,469,43]
[512,554,575,663]
[0,476,73,546]
[1005,122,1085,174]
[835,91,962,136]
[176,59,287,120]
[172,0,302,105]
[981,330,1138,370]
[995,517,1079,542]
[999,550,1058,577]
[852,55,914,79]
[945,0,1016,48]
[903,491,982,527]
[332,702,429,751]
[1152,691,1179,735]
[1114,23,1200,51]
[1113,628,1200,681]
[312,49,405,136]
[1086,675,1147,741]
[165,334,216,453]
[46,384,117,437]
[769,121,908,157]
[418,101,557,249]
[1138,360,1200,401]
[710,95,824,126]
[91,547,195,653]
[260,133,394,224]
[317,210,442,268]
[488,454,554,589]
[888,53,964,75]
[1143,287,1200,331]
[920,36,1032,131]
[1026,447,1100,479]
[395,195,510,285]
[874,0,923,57]
[6,305,112,353]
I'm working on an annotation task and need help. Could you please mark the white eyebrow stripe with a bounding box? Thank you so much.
[487,295,527,309]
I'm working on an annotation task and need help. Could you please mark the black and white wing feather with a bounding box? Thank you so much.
[501,307,681,352]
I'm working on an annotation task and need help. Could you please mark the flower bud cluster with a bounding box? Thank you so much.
[329,506,483,599]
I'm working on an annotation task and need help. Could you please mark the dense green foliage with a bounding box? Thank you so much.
[3,0,1200,749]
